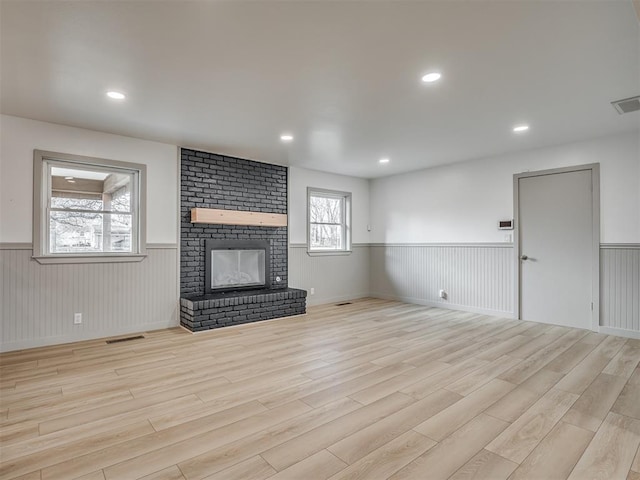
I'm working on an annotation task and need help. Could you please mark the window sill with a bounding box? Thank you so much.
[32,253,147,265]
[306,250,352,257]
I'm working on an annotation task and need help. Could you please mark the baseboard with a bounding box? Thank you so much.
[598,326,640,340]
[370,292,516,318]
[306,293,371,307]
[0,319,179,353]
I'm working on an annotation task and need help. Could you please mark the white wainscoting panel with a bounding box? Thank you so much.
[600,244,640,336]
[0,246,179,352]
[370,244,515,317]
[288,244,370,306]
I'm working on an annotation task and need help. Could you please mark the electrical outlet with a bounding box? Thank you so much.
[74,313,82,325]
[310,288,315,295]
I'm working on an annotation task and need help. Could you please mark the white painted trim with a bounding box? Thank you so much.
[369,243,514,248]
[600,243,640,249]
[147,243,178,249]
[291,243,638,249]
[307,294,370,307]
[598,326,640,340]
[370,292,516,319]
[290,243,368,248]
[33,149,148,260]
[0,319,178,353]
[289,243,514,248]
[0,242,177,250]
[0,243,32,250]
[33,254,147,264]
[307,186,352,254]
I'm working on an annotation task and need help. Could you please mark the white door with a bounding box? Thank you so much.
[517,168,596,329]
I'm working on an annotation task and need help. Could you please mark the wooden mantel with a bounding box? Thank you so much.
[191,207,287,227]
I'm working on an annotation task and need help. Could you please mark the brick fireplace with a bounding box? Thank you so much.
[179,148,306,332]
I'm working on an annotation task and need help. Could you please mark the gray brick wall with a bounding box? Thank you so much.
[180,288,306,331]
[180,148,288,296]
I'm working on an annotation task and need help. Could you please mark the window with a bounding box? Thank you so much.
[33,150,146,263]
[307,188,351,254]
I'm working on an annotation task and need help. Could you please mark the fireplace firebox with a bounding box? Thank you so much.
[204,240,271,293]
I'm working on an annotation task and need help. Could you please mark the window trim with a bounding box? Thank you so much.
[307,187,352,256]
[33,150,147,264]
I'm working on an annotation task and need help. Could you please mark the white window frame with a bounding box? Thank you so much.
[33,150,147,264]
[307,187,352,256]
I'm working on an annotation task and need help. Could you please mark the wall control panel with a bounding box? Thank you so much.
[498,219,514,230]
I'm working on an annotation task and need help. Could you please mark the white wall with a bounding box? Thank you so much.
[288,166,371,305]
[0,115,180,351]
[288,166,370,245]
[370,131,640,244]
[0,115,178,244]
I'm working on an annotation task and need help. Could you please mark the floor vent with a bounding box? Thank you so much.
[611,95,640,114]
[106,335,145,344]
[335,302,352,306]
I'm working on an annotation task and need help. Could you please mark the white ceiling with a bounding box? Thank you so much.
[1,1,639,179]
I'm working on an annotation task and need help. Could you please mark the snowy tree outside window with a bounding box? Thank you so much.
[308,188,351,252]
[33,152,145,261]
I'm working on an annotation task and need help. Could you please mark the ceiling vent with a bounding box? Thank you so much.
[611,95,640,114]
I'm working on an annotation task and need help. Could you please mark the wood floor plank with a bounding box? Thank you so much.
[175,397,361,480]
[484,368,565,423]
[75,472,106,480]
[100,401,312,480]
[562,373,628,431]
[139,466,185,480]
[6,473,42,480]
[0,420,155,479]
[445,355,522,396]
[1,300,637,480]
[448,449,518,480]
[299,363,414,408]
[603,343,640,379]
[568,412,640,480]
[257,363,382,410]
[0,422,39,446]
[389,413,510,480]
[399,357,490,400]
[546,341,598,374]
[261,392,415,471]
[498,330,586,385]
[414,378,515,441]
[612,384,640,420]
[328,389,461,464]
[200,456,275,480]
[485,388,579,463]
[347,361,450,405]
[268,450,346,480]
[509,421,594,480]
[326,430,436,480]
[39,399,282,479]
[37,393,201,435]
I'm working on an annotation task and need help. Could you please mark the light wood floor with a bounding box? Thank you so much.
[1,298,640,480]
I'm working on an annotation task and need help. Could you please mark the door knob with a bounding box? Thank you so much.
[520,255,528,261]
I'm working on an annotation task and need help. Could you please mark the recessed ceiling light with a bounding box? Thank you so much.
[513,125,530,133]
[106,91,126,100]
[280,134,294,142]
[67,179,76,183]
[379,158,390,164]
[64,176,74,180]
[421,72,441,83]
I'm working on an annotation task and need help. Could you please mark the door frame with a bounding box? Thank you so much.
[513,163,600,331]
